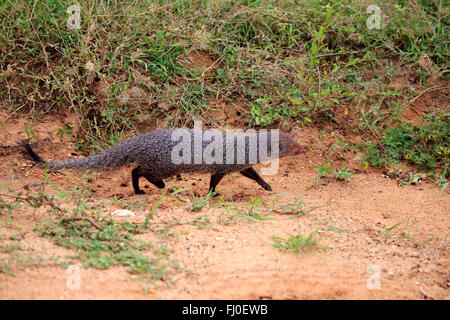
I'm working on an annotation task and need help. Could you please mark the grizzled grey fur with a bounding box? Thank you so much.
[23,129,305,195]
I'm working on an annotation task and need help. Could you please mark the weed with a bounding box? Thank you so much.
[400,219,432,248]
[427,163,449,195]
[380,222,403,243]
[334,166,354,181]
[191,215,211,229]
[397,173,427,186]
[189,190,216,212]
[2,0,446,153]
[313,161,354,184]
[327,225,347,232]
[143,191,166,229]
[219,197,272,225]
[362,112,449,171]
[314,160,333,177]
[23,122,36,140]
[270,194,313,218]
[401,232,432,248]
[1,181,172,282]
[271,226,328,254]
[379,219,432,248]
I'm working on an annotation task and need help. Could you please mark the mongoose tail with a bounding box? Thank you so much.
[22,142,46,164]
[23,142,107,170]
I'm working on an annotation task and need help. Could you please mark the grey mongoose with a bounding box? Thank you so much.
[23,128,306,194]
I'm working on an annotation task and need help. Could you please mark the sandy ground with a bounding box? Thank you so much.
[0,114,448,300]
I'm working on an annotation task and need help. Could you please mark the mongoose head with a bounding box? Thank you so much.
[278,132,307,157]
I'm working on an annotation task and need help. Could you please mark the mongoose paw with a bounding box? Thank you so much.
[135,190,146,195]
[263,184,272,191]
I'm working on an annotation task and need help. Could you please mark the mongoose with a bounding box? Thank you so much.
[23,128,306,194]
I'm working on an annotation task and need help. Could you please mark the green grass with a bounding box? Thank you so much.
[219,197,273,224]
[189,190,217,212]
[190,214,212,229]
[0,182,173,282]
[0,241,44,277]
[34,218,166,274]
[379,219,433,247]
[269,194,310,217]
[271,226,328,254]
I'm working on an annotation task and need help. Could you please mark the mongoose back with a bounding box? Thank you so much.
[23,128,306,194]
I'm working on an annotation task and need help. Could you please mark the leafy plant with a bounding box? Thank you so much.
[334,166,354,181]
[363,113,449,171]
[314,160,333,177]
[271,226,328,254]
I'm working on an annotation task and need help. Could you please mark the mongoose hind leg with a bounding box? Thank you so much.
[239,167,272,191]
[143,176,165,189]
[209,172,226,196]
[132,167,166,194]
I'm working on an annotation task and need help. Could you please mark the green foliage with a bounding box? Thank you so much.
[362,141,385,168]
[34,218,167,276]
[427,163,449,194]
[379,219,433,248]
[314,160,333,177]
[334,166,354,181]
[271,226,328,254]
[191,214,211,229]
[1,182,171,280]
[313,160,354,184]
[189,190,216,212]
[363,113,449,170]
[218,197,273,224]
[1,2,446,115]
[270,194,311,217]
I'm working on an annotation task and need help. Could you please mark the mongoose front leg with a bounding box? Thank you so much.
[239,167,272,191]
[209,172,225,195]
[132,167,146,194]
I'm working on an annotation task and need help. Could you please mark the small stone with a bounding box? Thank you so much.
[111,209,135,217]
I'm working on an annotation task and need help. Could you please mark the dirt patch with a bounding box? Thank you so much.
[402,80,450,125]
[0,117,448,300]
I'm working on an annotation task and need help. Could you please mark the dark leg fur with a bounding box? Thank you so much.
[132,167,165,194]
[132,168,145,194]
[144,176,165,189]
[239,167,272,191]
[209,172,225,195]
